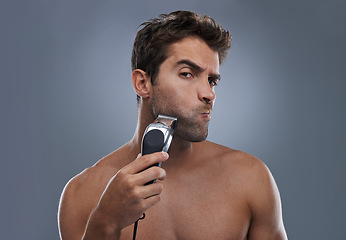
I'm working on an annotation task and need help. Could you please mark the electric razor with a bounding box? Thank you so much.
[141,114,178,184]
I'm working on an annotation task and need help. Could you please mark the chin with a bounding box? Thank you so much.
[176,127,208,142]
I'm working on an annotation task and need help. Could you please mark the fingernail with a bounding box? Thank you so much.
[162,152,169,158]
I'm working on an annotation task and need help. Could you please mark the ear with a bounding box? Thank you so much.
[132,69,152,99]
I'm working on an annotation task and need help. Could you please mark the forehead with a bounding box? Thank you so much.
[165,36,219,72]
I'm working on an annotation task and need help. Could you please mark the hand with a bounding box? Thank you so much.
[90,152,169,234]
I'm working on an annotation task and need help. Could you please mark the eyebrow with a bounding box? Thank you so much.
[176,59,221,81]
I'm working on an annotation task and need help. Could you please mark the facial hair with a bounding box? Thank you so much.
[150,87,211,142]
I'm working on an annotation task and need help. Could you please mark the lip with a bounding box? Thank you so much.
[200,111,211,119]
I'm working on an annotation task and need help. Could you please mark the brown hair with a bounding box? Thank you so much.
[131,11,231,98]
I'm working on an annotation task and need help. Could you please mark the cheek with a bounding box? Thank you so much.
[157,84,190,104]
[152,86,192,116]
[170,90,195,113]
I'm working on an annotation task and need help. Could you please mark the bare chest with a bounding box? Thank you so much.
[120,177,251,240]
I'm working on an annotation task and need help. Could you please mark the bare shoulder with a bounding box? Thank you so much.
[58,147,129,239]
[206,141,278,196]
[203,141,287,239]
[200,141,268,176]
[194,141,274,191]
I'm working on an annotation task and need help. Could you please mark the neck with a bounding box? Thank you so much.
[127,105,152,159]
[163,135,194,168]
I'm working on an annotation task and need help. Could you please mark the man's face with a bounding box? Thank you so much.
[150,36,220,142]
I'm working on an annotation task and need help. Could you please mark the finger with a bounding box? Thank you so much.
[136,182,164,199]
[141,194,162,212]
[134,166,166,186]
[123,152,169,174]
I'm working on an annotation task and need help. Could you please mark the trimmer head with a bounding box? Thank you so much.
[141,114,178,184]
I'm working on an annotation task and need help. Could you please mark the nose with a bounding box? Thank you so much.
[198,79,216,104]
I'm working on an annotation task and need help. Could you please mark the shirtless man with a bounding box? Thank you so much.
[58,11,287,240]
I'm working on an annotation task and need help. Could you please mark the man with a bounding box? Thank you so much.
[58,11,287,240]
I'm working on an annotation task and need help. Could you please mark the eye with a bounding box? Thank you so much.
[208,78,219,87]
[180,72,193,79]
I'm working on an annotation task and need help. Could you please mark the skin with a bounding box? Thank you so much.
[58,36,287,240]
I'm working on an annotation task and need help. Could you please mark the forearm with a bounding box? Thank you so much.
[82,208,121,240]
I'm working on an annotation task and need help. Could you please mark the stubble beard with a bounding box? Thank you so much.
[150,90,210,143]
[175,115,209,142]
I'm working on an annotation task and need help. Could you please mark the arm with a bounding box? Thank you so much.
[58,152,169,240]
[247,160,288,240]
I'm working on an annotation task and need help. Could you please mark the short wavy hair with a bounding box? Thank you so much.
[131,10,231,98]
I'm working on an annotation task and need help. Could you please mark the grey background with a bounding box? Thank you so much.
[1,0,345,239]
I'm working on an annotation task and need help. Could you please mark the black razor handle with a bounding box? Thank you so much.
[142,129,165,185]
[142,129,165,156]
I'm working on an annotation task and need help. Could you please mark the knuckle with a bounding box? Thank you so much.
[151,167,162,177]
[139,200,147,210]
[115,168,128,180]
[126,188,142,206]
[155,183,164,193]
[129,187,140,198]
[124,177,135,191]
[141,155,151,164]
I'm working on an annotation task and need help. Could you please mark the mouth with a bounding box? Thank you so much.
[200,110,212,119]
